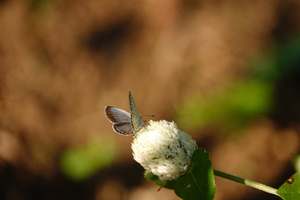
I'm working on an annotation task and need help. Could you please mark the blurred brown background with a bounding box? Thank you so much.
[0,0,300,199]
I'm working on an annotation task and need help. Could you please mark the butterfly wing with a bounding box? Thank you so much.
[105,106,133,135]
[105,106,131,123]
[129,91,143,134]
[113,122,133,135]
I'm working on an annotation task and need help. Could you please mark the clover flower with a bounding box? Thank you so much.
[131,120,197,181]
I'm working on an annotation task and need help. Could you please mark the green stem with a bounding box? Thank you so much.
[213,169,280,197]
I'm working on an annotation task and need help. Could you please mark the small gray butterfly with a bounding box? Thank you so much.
[104,91,143,135]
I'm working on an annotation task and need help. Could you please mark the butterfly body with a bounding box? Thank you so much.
[104,92,144,135]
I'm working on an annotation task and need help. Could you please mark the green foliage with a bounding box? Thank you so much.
[60,137,117,181]
[175,35,300,134]
[175,80,273,132]
[146,149,216,200]
[277,172,300,200]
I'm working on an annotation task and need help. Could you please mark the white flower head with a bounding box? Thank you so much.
[132,120,197,181]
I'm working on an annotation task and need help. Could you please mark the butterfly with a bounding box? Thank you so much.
[104,91,144,135]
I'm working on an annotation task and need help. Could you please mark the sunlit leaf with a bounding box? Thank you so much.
[277,172,300,200]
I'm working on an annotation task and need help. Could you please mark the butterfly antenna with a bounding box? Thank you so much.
[142,115,155,117]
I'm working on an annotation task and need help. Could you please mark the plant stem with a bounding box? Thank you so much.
[213,169,280,197]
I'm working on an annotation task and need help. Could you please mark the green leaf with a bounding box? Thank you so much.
[174,148,216,200]
[277,172,300,200]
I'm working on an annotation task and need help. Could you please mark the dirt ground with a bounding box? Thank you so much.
[0,0,300,199]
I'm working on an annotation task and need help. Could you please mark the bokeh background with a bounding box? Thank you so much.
[0,0,300,199]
